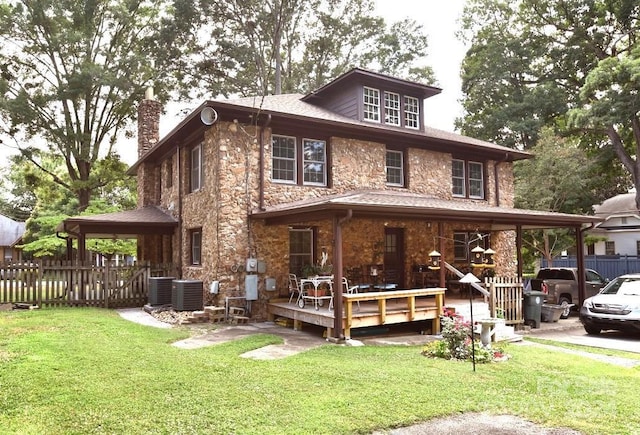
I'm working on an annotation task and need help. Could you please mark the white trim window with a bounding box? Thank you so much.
[302,138,327,186]
[452,159,485,199]
[452,159,466,197]
[384,91,400,126]
[404,96,419,129]
[468,161,484,199]
[363,87,380,122]
[272,135,296,183]
[190,143,203,192]
[191,228,202,265]
[289,228,314,276]
[386,149,404,186]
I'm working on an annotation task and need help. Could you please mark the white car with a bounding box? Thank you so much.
[579,274,640,335]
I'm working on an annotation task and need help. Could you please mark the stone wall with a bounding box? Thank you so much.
[151,120,518,319]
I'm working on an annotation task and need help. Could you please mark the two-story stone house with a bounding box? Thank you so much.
[60,68,600,336]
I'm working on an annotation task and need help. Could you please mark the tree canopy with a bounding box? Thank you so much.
[458,0,638,207]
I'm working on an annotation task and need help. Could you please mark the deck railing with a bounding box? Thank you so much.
[342,287,445,339]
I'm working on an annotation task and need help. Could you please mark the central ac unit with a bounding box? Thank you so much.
[171,280,204,311]
[148,276,175,305]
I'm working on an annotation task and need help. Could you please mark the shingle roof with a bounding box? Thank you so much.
[252,190,602,229]
[0,214,25,247]
[58,206,177,238]
[218,94,528,158]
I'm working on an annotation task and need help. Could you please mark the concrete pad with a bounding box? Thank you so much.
[116,308,173,329]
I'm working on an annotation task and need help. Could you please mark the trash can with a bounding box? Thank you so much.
[523,291,545,328]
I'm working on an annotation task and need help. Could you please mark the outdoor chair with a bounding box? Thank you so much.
[342,277,360,310]
[288,273,302,304]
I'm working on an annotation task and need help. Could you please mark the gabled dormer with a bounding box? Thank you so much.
[301,67,441,132]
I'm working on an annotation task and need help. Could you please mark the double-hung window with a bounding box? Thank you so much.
[303,139,326,185]
[363,87,380,122]
[190,228,202,265]
[404,96,419,129]
[386,149,404,186]
[452,159,485,199]
[384,91,400,126]
[289,228,314,276]
[272,134,327,186]
[190,143,203,192]
[272,135,296,183]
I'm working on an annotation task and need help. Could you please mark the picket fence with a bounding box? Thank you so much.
[0,261,175,308]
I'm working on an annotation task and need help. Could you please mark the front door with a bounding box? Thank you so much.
[384,228,405,288]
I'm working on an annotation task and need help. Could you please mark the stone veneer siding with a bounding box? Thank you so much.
[151,121,518,319]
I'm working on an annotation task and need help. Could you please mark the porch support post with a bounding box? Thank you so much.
[332,209,352,340]
[78,233,86,262]
[438,222,445,287]
[516,225,523,279]
[576,225,586,306]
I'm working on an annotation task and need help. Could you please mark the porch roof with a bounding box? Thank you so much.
[251,190,603,229]
[58,206,178,239]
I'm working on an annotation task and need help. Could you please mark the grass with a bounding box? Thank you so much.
[1,308,639,434]
[525,336,640,361]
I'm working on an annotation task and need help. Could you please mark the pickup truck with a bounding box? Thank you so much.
[529,267,608,318]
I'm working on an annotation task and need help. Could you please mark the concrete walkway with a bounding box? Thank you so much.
[116,308,640,366]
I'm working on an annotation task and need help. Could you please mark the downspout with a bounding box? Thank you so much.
[259,114,272,211]
[332,209,353,341]
[176,146,183,276]
[494,153,510,207]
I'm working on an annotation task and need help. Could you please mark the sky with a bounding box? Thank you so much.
[374,0,468,132]
[0,1,469,166]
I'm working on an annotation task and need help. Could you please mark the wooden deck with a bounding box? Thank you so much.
[267,288,445,340]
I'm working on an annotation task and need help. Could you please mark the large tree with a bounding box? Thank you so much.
[0,0,168,213]
[157,0,435,99]
[458,0,639,207]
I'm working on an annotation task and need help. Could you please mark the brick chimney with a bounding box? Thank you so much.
[136,87,162,208]
[137,87,161,158]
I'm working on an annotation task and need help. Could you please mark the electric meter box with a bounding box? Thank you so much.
[246,258,258,273]
[245,274,258,300]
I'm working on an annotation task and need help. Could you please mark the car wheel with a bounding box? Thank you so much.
[584,325,601,335]
[559,297,572,319]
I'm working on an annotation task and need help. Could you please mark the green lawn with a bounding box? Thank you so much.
[1,308,638,434]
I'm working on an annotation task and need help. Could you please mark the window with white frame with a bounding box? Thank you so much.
[605,241,615,255]
[302,139,327,185]
[190,143,203,192]
[190,228,202,265]
[452,159,466,197]
[384,91,400,126]
[452,159,485,199]
[404,96,419,129]
[468,162,484,199]
[289,228,314,276]
[386,149,404,186]
[272,135,296,183]
[363,87,380,122]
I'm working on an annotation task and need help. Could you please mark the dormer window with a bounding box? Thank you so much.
[362,86,420,129]
[404,96,419,129]
[363,87,380,122]
[384,91,400,126]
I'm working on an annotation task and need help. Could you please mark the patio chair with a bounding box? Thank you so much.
[288,273,302,304]
[342,277,360,310]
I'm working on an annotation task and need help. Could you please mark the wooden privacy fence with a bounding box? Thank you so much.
[485,276,524,326]
[0,261,175,308]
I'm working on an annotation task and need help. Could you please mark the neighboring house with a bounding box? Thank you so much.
[0,214,26,262]
[59,68,600,333]
[588,192,640,256]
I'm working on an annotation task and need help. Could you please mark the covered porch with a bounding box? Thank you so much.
[252,190,602,341]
